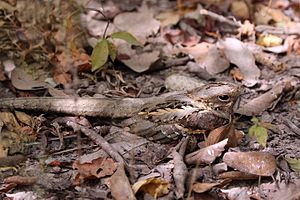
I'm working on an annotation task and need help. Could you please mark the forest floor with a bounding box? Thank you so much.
[0,0,299,199]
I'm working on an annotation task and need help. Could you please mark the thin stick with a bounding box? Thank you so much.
[200,9,241,28]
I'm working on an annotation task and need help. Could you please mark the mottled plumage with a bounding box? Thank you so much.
[121,82,239,142]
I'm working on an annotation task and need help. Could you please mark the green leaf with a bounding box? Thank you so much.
[286,157,300,172]
[251,117,259,123]
[248,125,257,137]
[248,125,268,147]
[91,39,109,71]
[110,31,143,46]
[107,40,117,62]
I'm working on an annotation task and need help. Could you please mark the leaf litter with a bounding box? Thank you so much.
[0,0,299,199]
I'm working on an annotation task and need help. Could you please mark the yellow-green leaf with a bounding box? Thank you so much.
[91,39,109,71]
[248,125,268,147]
[251,117,259,123]
[286,157,300,172]
[110,31,143,46]
[107,40,117,62]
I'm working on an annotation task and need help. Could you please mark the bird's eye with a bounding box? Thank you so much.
[218,95,230,102]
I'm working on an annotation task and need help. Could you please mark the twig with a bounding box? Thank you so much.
[85,7,110,39]
[66,121,124,164]
[200,9,241,28]
[255,25,300,35]
[279,116,300,137]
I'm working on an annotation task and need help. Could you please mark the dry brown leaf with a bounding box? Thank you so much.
[120,50,160,73]
[236,83,285,116]
[110,164,136,200]
[53,72,72,86]
[14,111,32,126]
[179,43,230,75]
[0,112,21,131]
[132,177,169,198]
[73,157,117,185]
[223,152,276,176]
[221,187,250,200]
[221,38,260,87]
[218,171,259,180]
[11,68,48,90]
[185,139,228,165]
[113,5,160,44]
[230,67,243,81]
[4,176,37,186]
[156,11,180,27]
[192,182,220,193]
[205,123,237,147]
[172,151,187,199]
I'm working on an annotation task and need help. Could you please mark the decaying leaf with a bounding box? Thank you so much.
[285,157,300,172]
[221,187,250,200]
[0,112,21,132]
[4,175,37,186]
[205,123,237,147]
[73,157,117,185]
[119,49,160,73]
[221,38,260,87]
[156,11,180,27]
[110,164,136,200]
[172,151,187,199]
[14,111,32,126]
[218,171,259,180]
[223,152,276,176]
[178,43,230,75]
[132,177,169,198]
[185,139,228,165]
[237,83,285,116]
[192,182,220,193]
[113,5,160,44]
[10,68,48,91]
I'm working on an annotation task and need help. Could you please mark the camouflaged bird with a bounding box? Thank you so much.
[0,82,239,143]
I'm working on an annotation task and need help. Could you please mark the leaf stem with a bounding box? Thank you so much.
[85,7,110,39]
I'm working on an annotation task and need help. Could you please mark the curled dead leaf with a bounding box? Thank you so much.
[206,123,237,147]
[237,83,284,116]
[132,177,169,198]
[219,171,259,180]
[223,151,276,176]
